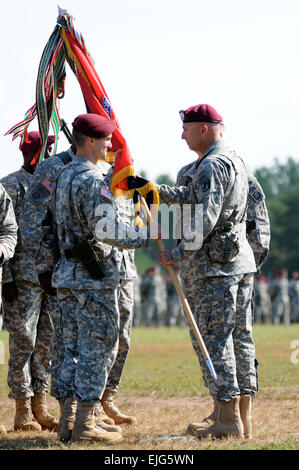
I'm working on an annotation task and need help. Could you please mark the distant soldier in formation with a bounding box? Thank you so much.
[132,273,142,326]
[253,275,271,323]
[289,271,299,323]
[269,269,290,325]
[0,183,18,435]
[0,132,58,433]
[140,265,167,326]
[165,267,185,327]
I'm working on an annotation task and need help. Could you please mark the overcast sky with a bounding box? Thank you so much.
[0,0,298,181]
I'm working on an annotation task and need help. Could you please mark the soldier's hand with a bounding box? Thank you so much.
[38,271,57,297]
[159,250,176,266]
[2,281,18,303]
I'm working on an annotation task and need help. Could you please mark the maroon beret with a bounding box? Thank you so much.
[180,104,223,124]
[20,131,42,154]
[72,113,116,138]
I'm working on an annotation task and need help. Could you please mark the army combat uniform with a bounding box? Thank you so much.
[50,156,149,405]
[1,168,54,401]
[156,140,257,403]
[19,147,75,401]
[0,182,18,435]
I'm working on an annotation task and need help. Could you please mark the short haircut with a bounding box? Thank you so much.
[72,128,87,147]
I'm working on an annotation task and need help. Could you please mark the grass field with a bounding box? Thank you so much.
[0,324,299,451]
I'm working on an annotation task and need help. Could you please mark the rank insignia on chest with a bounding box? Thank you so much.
[41,177,54,193]
[100,188,112,201]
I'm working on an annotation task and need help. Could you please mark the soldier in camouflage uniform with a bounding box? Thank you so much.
[132,273,142,326]
[140,265,167,326]
[19,143,76,413]
[165,267,185,327]
[157,104,257,439]
[49,114,154,443]
[253,275,271,323]
[269,269,290,325]
[1,132,58,432]
[289,271,299,323]
[100,165,140,425]
[0,182,18,435]
[21,140,141,428]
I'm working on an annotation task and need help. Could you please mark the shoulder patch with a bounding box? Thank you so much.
[249,184,263,203]
[100,188,112,201]
[29,183,51,203]
[41,177,54,193]
[200,179,211,193]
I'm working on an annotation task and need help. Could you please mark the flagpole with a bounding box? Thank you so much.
[140,196,217,380]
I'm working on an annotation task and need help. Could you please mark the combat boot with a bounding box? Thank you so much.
[71,402,122,443]
[94,402,115,425]
[101,390,137,425]
[31,393,58,431]
[186,398,220,435]
[14,398,42,432]
[239,395,252,439]
[58,397,77,442]
[0,424,6,434]
[196,397,244,439]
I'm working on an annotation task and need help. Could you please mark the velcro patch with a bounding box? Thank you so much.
[41,177,53,193]
[100,188,112,201]
[30,184,51,203]
[249,185,263,203]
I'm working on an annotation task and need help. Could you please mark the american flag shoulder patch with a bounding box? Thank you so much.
[100,188,112,201]
[41,177,54,193]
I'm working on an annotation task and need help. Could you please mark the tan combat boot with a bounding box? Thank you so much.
[187,398,220,435]
[196,396,244,439]
[239,395,252,439]
[58,397,77,442]
[101,390,137,425]
[31,393,58,431]
[71,402,122,443]
[14,397,42,432]
[94,402,115,425]
[0,424,7,435]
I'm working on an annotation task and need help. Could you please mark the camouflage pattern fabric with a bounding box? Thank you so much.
[182,273,257,402]
[140,272,167,326]
[57,288,119,404]
[0,183,17,264]
[253,279,272,324]
[289,279,299,323]
[52,156,149,403]
[132,274,142,326]
[269,277,290,325]
[3,280,53,398]
[165,275,185,327]
[156,140,256,278]
[156,140,257,402]
[0,168,55,399]
[105,279,134,392]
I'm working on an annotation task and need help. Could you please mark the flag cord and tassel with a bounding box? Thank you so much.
[140,196,217,381]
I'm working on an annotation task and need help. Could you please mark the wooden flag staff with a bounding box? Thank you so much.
[140,196,217,380]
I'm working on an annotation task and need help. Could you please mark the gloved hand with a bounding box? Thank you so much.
[38,271,57,297]
[2,281,18,303]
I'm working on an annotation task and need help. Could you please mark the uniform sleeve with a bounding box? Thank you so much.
[19,159,57,257]
[0,183,18,267]
[80,180,150,250]
[170,159,231,261]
